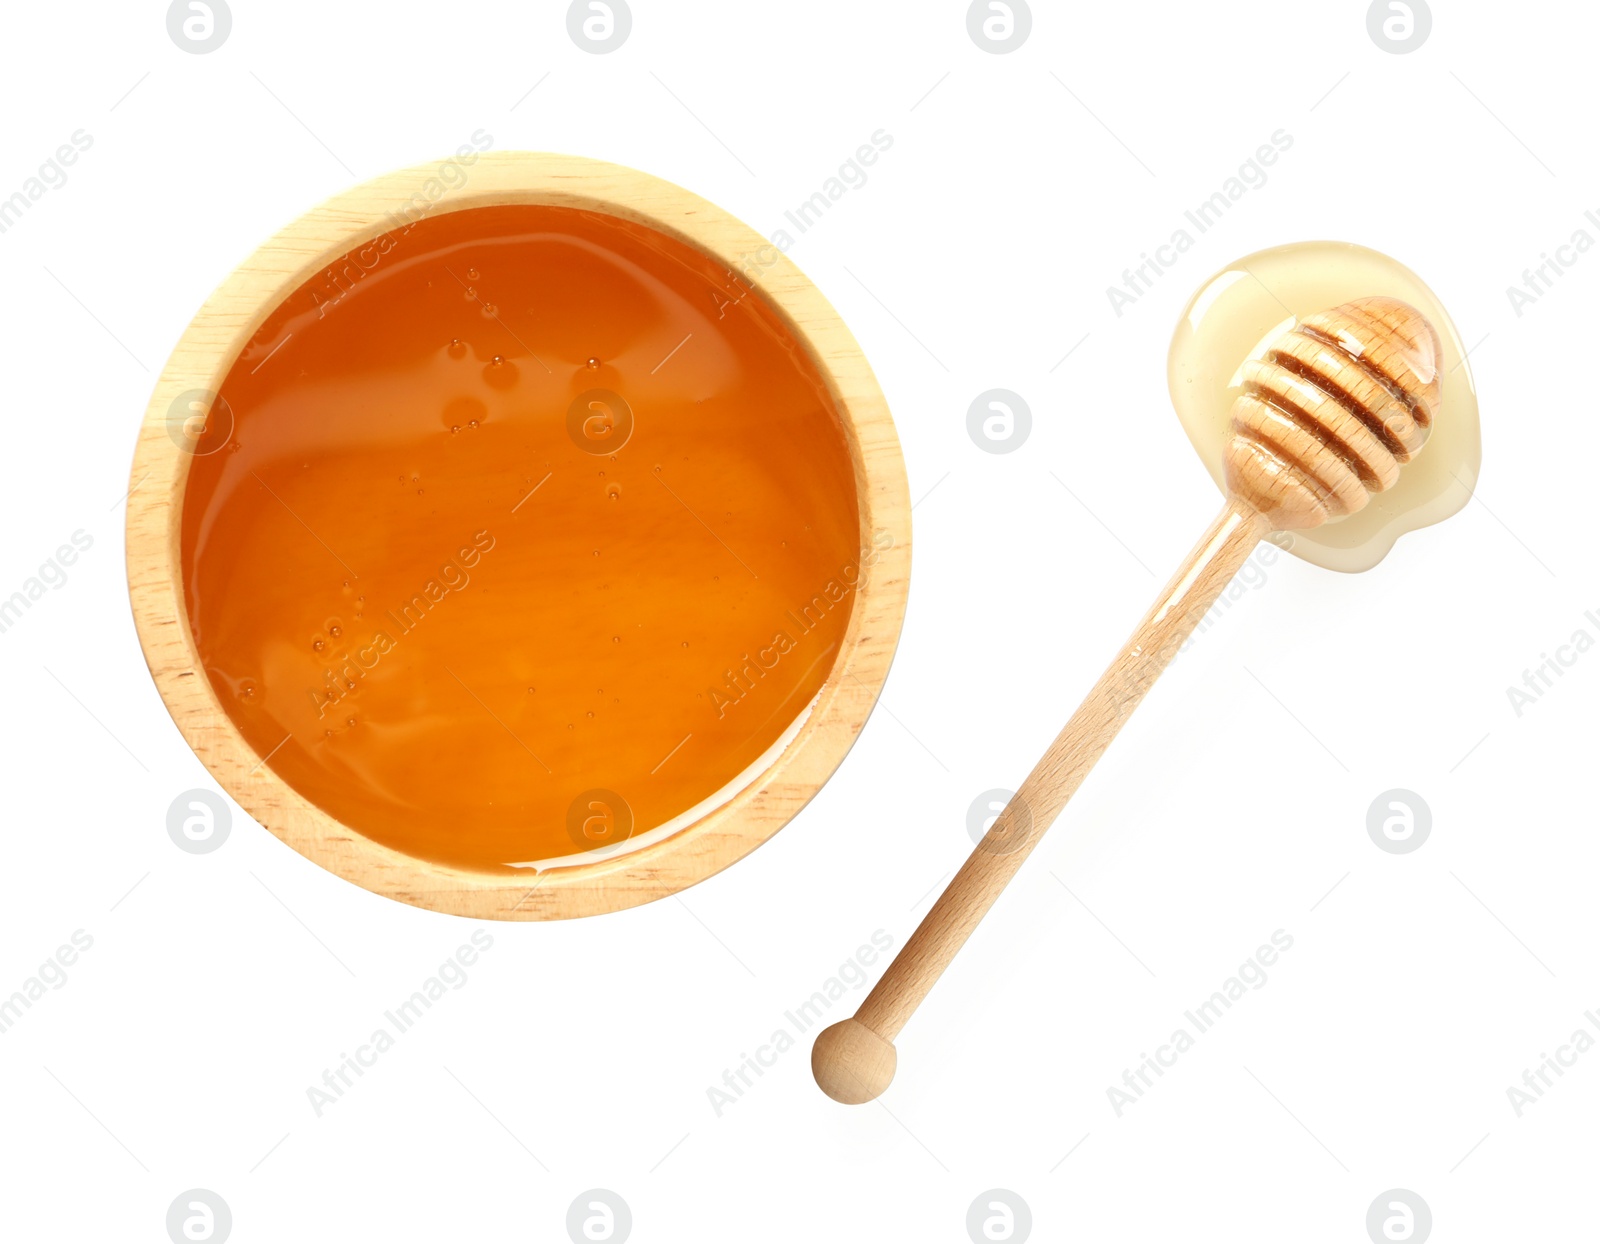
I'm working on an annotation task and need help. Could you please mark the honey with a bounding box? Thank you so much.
[179,204,863,872]
[1168,241,1481,571]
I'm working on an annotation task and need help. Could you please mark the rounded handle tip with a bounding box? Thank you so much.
[811,1018,897,1104]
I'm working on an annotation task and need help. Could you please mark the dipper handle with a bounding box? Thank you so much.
[812,297,1444,1104]
[812,496,1269,1103]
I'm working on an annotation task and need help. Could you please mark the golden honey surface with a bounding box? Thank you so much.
[180,204,862,870]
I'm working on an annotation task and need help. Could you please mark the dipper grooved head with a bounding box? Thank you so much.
[1225,296,1442,529]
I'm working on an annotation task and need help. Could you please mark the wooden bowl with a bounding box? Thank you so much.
[126,152,910,920]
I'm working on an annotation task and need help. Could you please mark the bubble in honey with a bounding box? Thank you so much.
[463,287,476,301]
[447,338,467,359]
[586,357,600,369]
[605,483,622,501]
[484,357,518,390]
[313,638,326,652]
[466,267,480,281]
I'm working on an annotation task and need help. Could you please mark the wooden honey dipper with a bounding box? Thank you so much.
[813,297,1443,1103]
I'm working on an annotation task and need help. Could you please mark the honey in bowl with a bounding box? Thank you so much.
[180,204,863,873]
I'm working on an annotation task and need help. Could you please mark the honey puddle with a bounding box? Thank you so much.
[180,204,863,871]
[1168,241,1481,571]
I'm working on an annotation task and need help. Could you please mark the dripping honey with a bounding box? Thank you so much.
[180,204,863,871]
[1169,240,1481,572]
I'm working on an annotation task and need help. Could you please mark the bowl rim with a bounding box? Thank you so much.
[125,150,911,920]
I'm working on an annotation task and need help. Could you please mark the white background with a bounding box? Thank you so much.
[0,1,1594,1241]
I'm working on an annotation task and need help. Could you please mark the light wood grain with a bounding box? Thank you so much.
[813,297,1443,1102]
[1225,297,1440,530]
[125,152,910,921]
